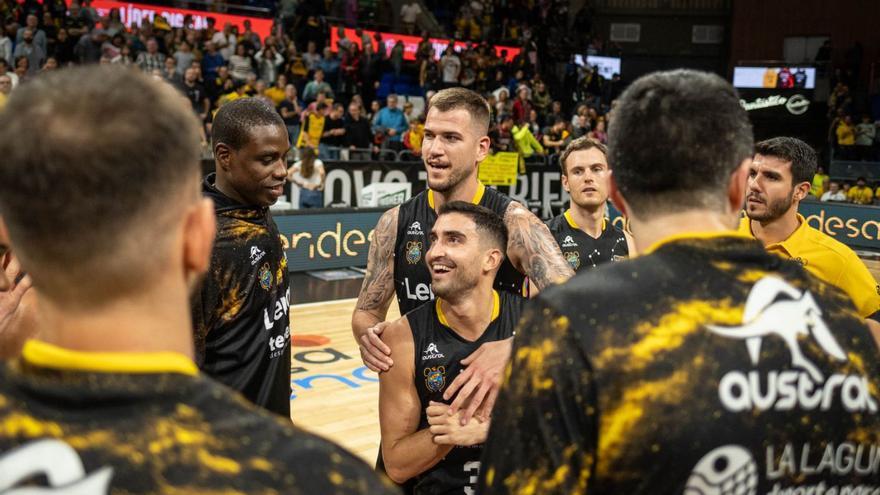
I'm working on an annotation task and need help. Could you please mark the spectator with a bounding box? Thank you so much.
[0,28,11,66]
[178,67,209,128]
[240,19,261,51]
[16,14,47,55]
[511,86,532,124]
[440,45,461,88]
[419,48,440,91]
[390,40,405,78]
[532,80,551,116]
[339,43,361,102]
[847,176,874,205]
[52,28,75,66]
[288,147,326,209]
[297,101,328,149]
[836,115,856,159]
[104,7,125,34]
[0,60,17,88]
[526,108,541,137]
[208,65,233,103]
[403,114,425,155]
[810,165,830,198]
[173,40,195,76]
[546,100,566,125]
[201,41,225,81]
[278,84,303,145]
[228,43,254,82]
[572,114,591,139]
[0,74,11,110]
[303,68,334,103]
[512,119,544,158]
[400,0,423,34]
[319,46,340,88]
[489,114,515,152]
[212,23,236,60]
[13,28,45,75]
[136,37,165,73]
[344,101,374,159]
[402,101,416,125]
[264,74,287,106]
[821,181,847,202]
[101,33,124,60]
[162,56,181,84]
[590,118,608,143]
[302,40,322,73]
[13,57,28,83]
[41,57,58,72]
[320,103,346,159]
[255,44,284,85]
[372,32,386,60]
[542,117,569,155]
[63,1,92,43]
[855,114,876,161]
[372,93,409,151]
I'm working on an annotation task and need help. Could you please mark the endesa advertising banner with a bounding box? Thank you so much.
[91,0,273,39]
[330,26,521,62]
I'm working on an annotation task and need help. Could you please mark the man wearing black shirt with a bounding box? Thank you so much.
[344,101,374,160]
[320,102,346,160]
[277,84,303,146]
[178,67,209,124]
[191,98,293,418]
[488,114,515,153]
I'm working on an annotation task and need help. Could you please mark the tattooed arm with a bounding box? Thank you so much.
[351,206,399,372]
[504,202,574,290]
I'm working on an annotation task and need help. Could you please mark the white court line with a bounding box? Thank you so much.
[292,297,358,309]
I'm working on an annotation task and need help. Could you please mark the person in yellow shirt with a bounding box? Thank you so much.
[762,67,778,88]
[296,102,327,149]
[0,74,12,110]
[847,176,874,205]
[740,136,880,330]
[263,74,288,107]
[809,164,829,198]
[403,115,425,154]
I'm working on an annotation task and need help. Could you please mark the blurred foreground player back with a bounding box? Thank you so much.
[0,66,397,494]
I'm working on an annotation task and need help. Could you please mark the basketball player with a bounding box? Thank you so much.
[546,137,634,272]
[0,225,37,358]
[352,87,573,424]
[379,202,524,493]
[480,70,880,493]
[0,67,395,493]
[192,98,293,417]
[739,136,880,331]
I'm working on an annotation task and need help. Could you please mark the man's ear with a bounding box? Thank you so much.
[561,172,571,194]
[183,198,216,290]
[484,248,504,274]
[475,135,491,165]
[214,143,233,172]
[793,181,812,202]
[608,172,630,219]
[728,158,751,214]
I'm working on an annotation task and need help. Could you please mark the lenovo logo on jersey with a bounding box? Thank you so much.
[422,343,445,360]
[405,278,435,302]
[407,221,424,236]
[709,276,877,413]
[561,235,578,248]
[263,288,291,330]
[250,246,266,265]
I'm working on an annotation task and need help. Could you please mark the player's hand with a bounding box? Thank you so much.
[443,337,513,424]
[0,254,33,339]
[427,401,489,446]
[358,321,393,372]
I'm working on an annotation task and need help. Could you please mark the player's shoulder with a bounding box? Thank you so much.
[800,222,862,267]
[544,213,566,233]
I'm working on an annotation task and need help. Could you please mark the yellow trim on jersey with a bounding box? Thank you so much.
[564,209,607,231]
[428,182,486,211]
[21,340,199,376]
[643,231,752,255]
[436,290,500,330]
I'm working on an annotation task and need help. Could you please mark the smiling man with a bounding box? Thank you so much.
[192,97,294,418]
[546,137,634,271]
[739,137,880,329]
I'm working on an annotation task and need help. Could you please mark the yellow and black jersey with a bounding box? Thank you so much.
[545,210,628,271]
[0,340,398,494]
[480,233,880,494]
[393,183,525,315]
[191,174,291,417]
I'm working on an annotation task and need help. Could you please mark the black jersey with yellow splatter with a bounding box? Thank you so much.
[0,351,399,494]
[191,174,291,418]
[479,234,880,495]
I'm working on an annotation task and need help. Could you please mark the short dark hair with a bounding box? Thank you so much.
[560,137,607,175]
[754,137,817,185]
[608,69,753,216]
[437,201,508,255]
[0,66,201,304]
[428,87,491,134]
[212,97,285,150]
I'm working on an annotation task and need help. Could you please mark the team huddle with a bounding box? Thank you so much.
[0,65,878,494]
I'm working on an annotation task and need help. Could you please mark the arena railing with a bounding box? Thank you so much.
[829,159,880,182]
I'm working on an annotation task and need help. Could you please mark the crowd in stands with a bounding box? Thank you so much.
[810,166,880,205]
[827,82,880,162]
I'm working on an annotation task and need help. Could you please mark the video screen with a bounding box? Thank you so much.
[733,67,816,89]
[574,55,622,80]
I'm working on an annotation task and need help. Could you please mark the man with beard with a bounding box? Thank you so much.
[352,87,572,424]
[546,137,634,272]
[739,136,880,329]
[378,202,525,493]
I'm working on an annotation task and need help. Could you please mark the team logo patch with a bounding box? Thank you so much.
[259,262,273,290]
[794,256,808,267]
[561,235,578,248]
[406,241,423,265]
[407,221,424,236]
[564,251,581,270]
[684,445,757,495]
[424,366,446,392]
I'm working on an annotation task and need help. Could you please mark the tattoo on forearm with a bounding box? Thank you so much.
[356,207,399,313]
[505,203,574,290]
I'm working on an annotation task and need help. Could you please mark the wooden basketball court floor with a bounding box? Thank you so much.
[290,260,880,464]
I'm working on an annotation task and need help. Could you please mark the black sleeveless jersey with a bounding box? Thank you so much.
[545,209,628,272]
[393,184,526,315]
[406,290,524,494]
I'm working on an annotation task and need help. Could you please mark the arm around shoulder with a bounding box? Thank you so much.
[503,202,574,291]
